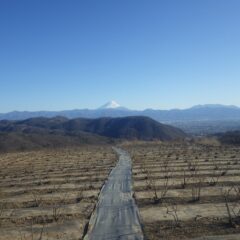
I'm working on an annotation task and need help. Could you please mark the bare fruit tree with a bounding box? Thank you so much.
[189,164,204,202]
[221,186,240,227]
[181,168,187,189]
[0,202,5,227]
[18,218,47,240]
[166,203,181,227]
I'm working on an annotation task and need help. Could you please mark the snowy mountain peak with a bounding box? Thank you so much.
[100,101,121,109]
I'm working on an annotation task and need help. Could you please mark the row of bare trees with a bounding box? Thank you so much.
[139,153,240,228]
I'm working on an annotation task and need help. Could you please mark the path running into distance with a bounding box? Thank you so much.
[84,147,144,240]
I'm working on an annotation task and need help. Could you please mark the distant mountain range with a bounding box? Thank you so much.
[1,101,240,123]
[0,116,186,152]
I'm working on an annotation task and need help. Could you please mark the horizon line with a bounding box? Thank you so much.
[0,103,239,114]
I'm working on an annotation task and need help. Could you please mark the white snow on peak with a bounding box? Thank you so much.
[100,101,121,109]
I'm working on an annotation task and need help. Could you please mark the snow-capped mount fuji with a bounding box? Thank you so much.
[99,101,121,109]
[98,101,128,110]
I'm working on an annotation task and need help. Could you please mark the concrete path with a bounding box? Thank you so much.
[84,147,144,240]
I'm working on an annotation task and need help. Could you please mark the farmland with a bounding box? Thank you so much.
[126,142,240,239]
[0,146,117,240]
[1,141,240,240]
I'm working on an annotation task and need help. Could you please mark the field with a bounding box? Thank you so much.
[126,142,240,239]
[1,141,240,240]
[0,146,117,240]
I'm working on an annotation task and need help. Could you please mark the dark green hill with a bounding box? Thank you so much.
[215,131,240,145]
[63,116,186,141]
[0,116,186,152]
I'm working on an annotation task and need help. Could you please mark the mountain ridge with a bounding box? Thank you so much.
[1,104,240,122]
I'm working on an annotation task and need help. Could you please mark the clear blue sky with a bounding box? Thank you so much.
[0,0,240,112]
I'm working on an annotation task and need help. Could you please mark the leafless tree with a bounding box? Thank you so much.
[18,218,47,240]
[189,165,204,202]
[144,167,171,204]
[221,186,235,227]
[75,184,83,203]
[233,185,240,200]
[191,176,204,202]
[31,190,43,207]
[208,158,229,186]
[221,186,240,227]
[0,201,5,227]
[181,168,187,189]
[166,203,181,227]
[48,181,69,223]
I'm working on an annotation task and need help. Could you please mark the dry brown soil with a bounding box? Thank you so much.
[0,146,117,240]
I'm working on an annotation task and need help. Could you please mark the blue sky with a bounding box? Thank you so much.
[0,0,240,112]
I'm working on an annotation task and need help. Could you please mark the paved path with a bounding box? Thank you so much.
[84,147,144,240]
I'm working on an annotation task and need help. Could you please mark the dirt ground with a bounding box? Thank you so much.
[1,142,240,239]
[0,146,117,240]
[125,142,240,240]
